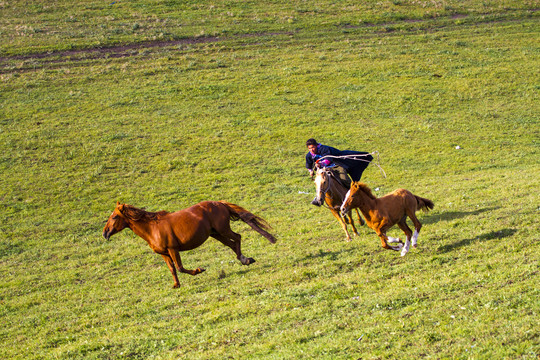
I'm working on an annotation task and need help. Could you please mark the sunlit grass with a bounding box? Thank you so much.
[1,0,538,55]
[1,2,539,359]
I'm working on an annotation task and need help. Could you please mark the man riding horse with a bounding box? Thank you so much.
[305,138,373,189]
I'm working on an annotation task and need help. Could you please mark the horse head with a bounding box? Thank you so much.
[340,182,359,216]
[103,202,130,240]
[341,182,374,216]
[312,168,332,206]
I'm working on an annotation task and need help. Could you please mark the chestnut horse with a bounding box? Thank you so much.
[103,201,276,288]
[340,182,434,256]
[312,167,364,241]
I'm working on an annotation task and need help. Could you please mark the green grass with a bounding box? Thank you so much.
[1,1,539,359]
[1,0,538,56]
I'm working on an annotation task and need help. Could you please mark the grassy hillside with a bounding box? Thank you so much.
[1,1,539,359]
[1,0,538,56]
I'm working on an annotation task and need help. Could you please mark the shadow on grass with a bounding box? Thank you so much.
[437,228,517,253]
[422,206,500,225]
[0,240,24,258]
[300,247,357,262]
[217,262,275,279]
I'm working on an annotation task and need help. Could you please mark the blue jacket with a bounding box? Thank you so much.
[306,144,373,181]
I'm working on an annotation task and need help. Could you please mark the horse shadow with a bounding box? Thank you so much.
[421,206,500,225]
[300,247,357,262]
[0,241,24,259]
[437,228,517,253]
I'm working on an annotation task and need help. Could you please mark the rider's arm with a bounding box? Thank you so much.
[316,145,333,167]
[318,159,332,167]
[306,153,315,175]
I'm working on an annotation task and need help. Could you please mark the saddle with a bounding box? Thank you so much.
[326,167,351,189]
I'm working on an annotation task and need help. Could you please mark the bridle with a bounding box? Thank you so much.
[315,168,337,208]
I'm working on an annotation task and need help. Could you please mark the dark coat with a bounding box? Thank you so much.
[305,144,373,181]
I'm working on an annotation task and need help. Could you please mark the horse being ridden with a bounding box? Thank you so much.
[340,182,434,256]
[312,167,365,241]
[103,201,276,288]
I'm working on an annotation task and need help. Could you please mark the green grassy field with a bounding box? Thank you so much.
[1,1,539,359]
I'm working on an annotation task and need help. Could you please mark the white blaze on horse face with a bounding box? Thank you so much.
[108,211,116,226]
[314,170,324,200]
[341,190,351,213]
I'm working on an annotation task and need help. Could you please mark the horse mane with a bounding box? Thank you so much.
[121,204,169,222]
[354,182,377,199]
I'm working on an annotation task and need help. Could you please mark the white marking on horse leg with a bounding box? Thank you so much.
[387,236,403,250]
[239,255,250,265]
[387,236,400,244]
[401,237,411,256]
[411,230,419,247]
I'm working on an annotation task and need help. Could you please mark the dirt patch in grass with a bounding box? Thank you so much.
[0,32,294,73]
[1,9,536,73]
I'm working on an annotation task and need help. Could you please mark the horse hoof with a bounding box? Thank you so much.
[172,283,180,289]
[248,258,256,265]
[197,267,206,274]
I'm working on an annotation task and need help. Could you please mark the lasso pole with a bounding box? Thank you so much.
[318,151,387,179]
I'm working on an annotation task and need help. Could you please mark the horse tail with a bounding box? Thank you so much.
[218,201,277,244]
[415,195,434,212]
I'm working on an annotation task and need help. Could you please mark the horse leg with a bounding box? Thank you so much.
[212,232,255,265]
[347,213,359,236]
[330,208,351,241]
[387,236,402,244]
[355,209,365,226]
[161,254,181,288]
[406,210,422,248]
[167,248,205,276]
[397,217,414,257]
[376,230,402,251]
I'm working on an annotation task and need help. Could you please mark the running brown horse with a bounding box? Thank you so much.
[340,182,434,256]
[103,201,276,288]
[312,167,364,241]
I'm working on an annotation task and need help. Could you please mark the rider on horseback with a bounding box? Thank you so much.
[305,138,373,189]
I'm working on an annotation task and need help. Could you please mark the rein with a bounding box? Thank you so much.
[317,170,345,210]
[315,170,331,209]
